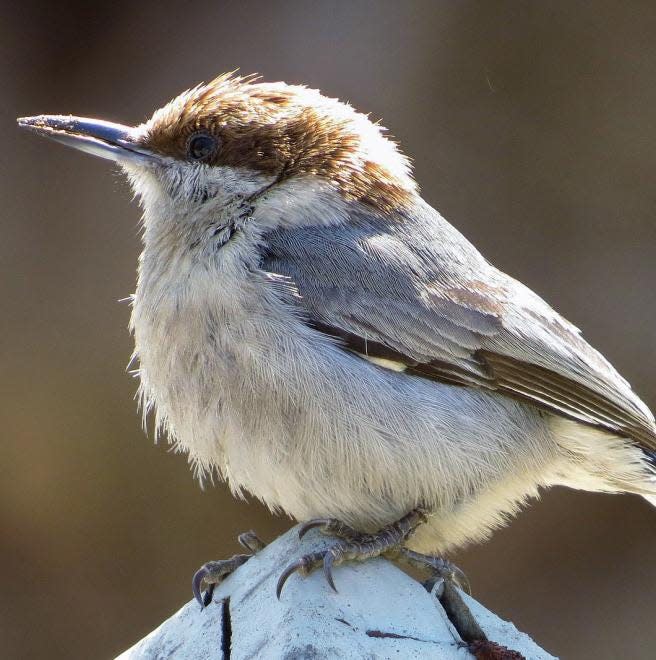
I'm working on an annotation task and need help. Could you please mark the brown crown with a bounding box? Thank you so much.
[140,73,417,213]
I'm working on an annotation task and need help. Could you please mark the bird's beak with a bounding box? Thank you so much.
[16,115,159,165]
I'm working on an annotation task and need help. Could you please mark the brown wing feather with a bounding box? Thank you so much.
[478,351,656,448]
[309,321,656,449]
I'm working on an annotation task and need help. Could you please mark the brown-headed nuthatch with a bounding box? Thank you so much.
[18,73,656,604]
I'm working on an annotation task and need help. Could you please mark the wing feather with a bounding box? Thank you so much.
[261,202,656,449]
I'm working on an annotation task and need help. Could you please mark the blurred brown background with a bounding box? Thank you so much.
[3,1,656,658]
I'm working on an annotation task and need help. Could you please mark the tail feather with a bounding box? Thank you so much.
[552,418,656,501]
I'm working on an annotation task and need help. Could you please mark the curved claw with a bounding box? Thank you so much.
[432,556,471,594]
[323,550,338,593]
[298,518,334,539]
[276,558,306,599]
[238,530,266,553]
[192,565,214,608]
[276,551,327,599]
[451,565,472,595]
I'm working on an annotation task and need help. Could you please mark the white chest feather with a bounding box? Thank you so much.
[131,230,265,475]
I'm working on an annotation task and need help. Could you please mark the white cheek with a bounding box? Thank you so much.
[254,175,352,230]
[206,166,274,198]
[122,162,176,221]
[123,161,356,239]
[123,161,275,216]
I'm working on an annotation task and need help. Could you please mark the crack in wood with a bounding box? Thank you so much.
[365,629,437,644]
[433,582,526,660]
[221,597,232,660]
[438,582,488,643]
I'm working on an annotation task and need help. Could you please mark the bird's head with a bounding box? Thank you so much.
[18,73,417,245]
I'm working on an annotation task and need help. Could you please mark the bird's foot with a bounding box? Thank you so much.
[395,547,471,594]
[297,517,364,542]
[277,507,428,598]
[192,530,265,607]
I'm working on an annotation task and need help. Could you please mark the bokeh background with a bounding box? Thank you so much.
[3,1,656,658]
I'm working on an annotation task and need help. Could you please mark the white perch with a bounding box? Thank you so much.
[117,526,555,659]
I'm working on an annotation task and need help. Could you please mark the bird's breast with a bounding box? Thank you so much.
[130,241,276,475]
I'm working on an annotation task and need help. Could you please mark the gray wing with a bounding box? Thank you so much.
[261,201,656,449]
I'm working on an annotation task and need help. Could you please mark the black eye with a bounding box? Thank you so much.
[187,132,218,161]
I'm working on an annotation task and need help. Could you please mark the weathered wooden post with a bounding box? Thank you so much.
[117,526,555,659]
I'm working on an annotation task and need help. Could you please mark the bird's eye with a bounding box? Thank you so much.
[187,132,219,161]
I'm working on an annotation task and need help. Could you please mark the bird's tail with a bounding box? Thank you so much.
[552,418,656,502]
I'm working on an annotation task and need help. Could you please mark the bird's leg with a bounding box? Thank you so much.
[394,547,471,594]
[192,530,266,607]
[277,507,428,598]
[297,517,364,542]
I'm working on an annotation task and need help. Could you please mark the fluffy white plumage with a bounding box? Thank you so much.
[20,75,656,558]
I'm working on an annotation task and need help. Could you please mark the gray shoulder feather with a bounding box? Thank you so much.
[261,200,656,448]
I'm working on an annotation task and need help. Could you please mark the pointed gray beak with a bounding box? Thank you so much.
[16,115,159,164]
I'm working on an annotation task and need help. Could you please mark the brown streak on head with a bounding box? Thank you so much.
[140,73,417,213]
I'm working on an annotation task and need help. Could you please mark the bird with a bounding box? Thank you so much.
[18,72,656,606]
